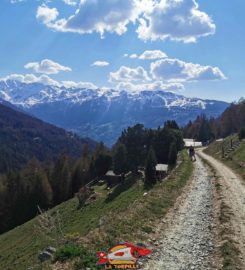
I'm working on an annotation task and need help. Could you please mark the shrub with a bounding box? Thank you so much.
[73,251,98,270]
[76,186,91,206]
[55,243,98,270]
[55,243,98,269]
[55,243,84,262]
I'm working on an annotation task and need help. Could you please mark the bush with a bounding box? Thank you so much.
[55,243,98,269]
[55,243,84,262]
[73,252,98,270]
[76,186,91,207]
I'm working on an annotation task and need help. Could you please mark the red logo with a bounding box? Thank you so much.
[96,242,152,269]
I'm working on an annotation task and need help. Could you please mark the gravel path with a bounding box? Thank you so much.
[198,150,245,267]
[145,155,217,270]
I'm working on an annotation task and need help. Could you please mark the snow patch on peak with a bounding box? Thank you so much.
[166,97,207,109]
[0,80,213,111]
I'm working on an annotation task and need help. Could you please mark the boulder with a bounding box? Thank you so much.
[38,251,53,262]
[46,246,56,254]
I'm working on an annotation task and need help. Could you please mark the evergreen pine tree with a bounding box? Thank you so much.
[144,147,157,187]
[164,120,179,130]
[72,161,84,194]
[88,157,96,179]
[238,127,245,140]
[51,154,72,204]
[60,159,72,201]
[94,153,112,177]
[71,154,91,194]
[168,142,178,165]
[113,143,127,175]
[22,158,52,215]
[0,178,9,233]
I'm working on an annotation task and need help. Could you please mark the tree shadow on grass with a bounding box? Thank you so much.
[105,176,137,203]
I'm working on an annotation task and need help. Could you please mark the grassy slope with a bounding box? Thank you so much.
[204,135,245,180]
[0,151,193,270]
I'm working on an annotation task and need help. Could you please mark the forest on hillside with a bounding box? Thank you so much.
[2,99,245,235]
[0,103,95,173]
[183,99,245,142]
[0,117,183,234]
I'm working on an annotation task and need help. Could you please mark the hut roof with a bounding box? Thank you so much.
[155,164,168,172]
[184,139,202,147]
[105,170,116,176]
[183,138,195,142]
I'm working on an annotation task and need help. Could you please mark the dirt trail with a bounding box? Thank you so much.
[145,155,219,270]
[198,150,245,266]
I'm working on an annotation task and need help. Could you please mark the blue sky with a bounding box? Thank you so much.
[0,0,244,102]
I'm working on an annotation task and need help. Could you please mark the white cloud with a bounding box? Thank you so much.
[91,61,110,67]
[129,54,138,59]
[151,58,226,82]
[37,74,60,86]
[125,50,167,60]
[137,0,216,43]
[36,0,216,43]
[61,80,97,89]
[24,59,72,75]
[1,74,60,86]
[9,0,26,3]
[63,0,77,6]
[36,4,59,25]
[139,50,167,60]
[0,74,98,89]
[108,57,225,93]
[37,0,140,37]
[109,57,225,87]
[116,81,184,92]
[109,66,151,83]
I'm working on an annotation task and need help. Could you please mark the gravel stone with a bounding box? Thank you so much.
[145,157,215,270]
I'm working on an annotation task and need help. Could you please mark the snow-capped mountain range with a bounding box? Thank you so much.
[0,80,229,146]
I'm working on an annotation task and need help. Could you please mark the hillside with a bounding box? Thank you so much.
[217,99,245,138]
[0,80,229,145]
[0,97,25,112]
[204,134,245,180]
[184,99,245,143]
[0,103,96,173]
[0,151,193,270]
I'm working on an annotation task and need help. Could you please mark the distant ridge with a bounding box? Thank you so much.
[0,80,229,145]
[0,102,96,173]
